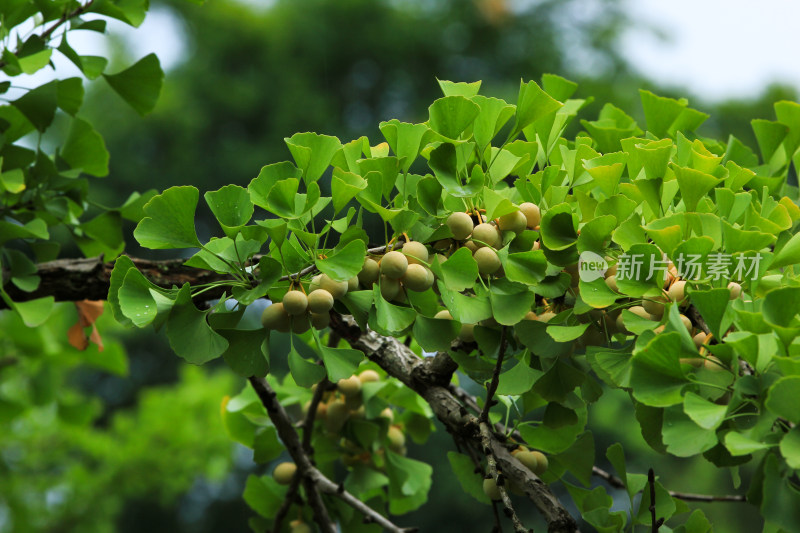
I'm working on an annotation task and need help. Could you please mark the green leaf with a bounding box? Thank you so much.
[204,184,254,237]
[371,285,417,336]
[513,79,563,135]
[384,450,433,514]
[437,79,481,97]
[56,77,84,115]
[438,282,492,324]
[288,347,325,387]
[447,451,490,504]
[220,329,269,377]
[672,165,720,212]
[331,167,367,213]
[751,119,789,163]
[548,323,589,342]
[639,90,708,138]
[500,249,548,285]
[166,286,228,364]
[771,231,800,269]
[12,80,57,131]
[723,431,772,456]
[427,96,480,140]
[779,426,800,469]
[471,95,515,151]
[284,132,342,183]
[496,352,541,396]
[765,376,800,424]
[662,406,718,457]
[318,342,364,383]
[315,239,365,281]
[412,315,460,352]
[242,475,285,518]
[490,281,536,326]
[688,288,731,339]
[118,269,159,327]
[378,119,430,173]
[103,54,164,115]
[630,332,687,407]
[134,186,201,249]
[431,246,478,291]
[6,296,55,327]
[760,454,800,531]
[248,161,302,209]
[683,392,727,430]
[60,117,109,177]
[540,203,577,251]
[429,142,483,197]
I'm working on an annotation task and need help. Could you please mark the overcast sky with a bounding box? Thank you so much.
[621,0,800,101]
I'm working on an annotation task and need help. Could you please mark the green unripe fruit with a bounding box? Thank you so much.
[348,276,359,292]
[434,310,453,320]
[380,251,408,279]
[337,375,362,397]
[474,247,501,275]
[310,312,330,330]
[472,223,501,249]
[290,520,312,533]
[497,210,527,233]
[307,289,334,313]
[483,477,502,501]
[402,241,429,265]
[283,290,309,315]
[380,275,401,301]
[642,295,666,319]
[358,257,380,286]
[325,400,349,433]
[516,450,540,472]
[319,274,349,299]
[728,281,742,300]
[402,263,434,292]
[529,451,548,475]
[359,370,380,383]
[458,323,475,342]
[261,303,291,332]
[668,280,686,303]
[387,425,405,452]
[273,462,297,485]
[291,315,311,334]
[519,202,541,228]
[447,212,474,241]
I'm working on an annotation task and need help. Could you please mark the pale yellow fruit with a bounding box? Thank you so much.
[309,274,322,292]
[380,407,394,423]
[728,281,742,300]
[679,314,693,334]
[447,212,475,241]
[523,311,537,320]
[463,240,479,254]
[472,223,502,248]
[358,370,380,383]
[668,280,687,304]
[629,306,651,320]
[307,289,334,313]
[310,312,330,330]
[483,478,502,501]
[337,375,362,397]
[358,257,380,286]
[319,274,349,299]
[325,400,349,433]
[516,450,540,472]
[605,275,618,292]
[347,276,359,292]
[283,290,308,315]
[519,202,541,228]
[642,294,667,319]
[434,310,453,320]
[537,311,557,323]
[402,263,434,292]
[402,241,429,265]
[693,331,708,349]
[387,426,406,452]
[529,451,548,475]
[458,323,475,343]
[474,247,501,275]
[380,275,401,301]
[290,520,312,533]
[273,462,297,485]
[497,210,527,233]
[381,251,408,279]
[261,303,290,332]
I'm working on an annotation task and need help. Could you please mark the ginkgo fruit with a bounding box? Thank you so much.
[605,275,618,292]
[310,312,330,330]
[387,425,405,452]
[458,323,475,342]
[319,274,349,299]
[472,223,501,249]
[519,202,541,228]
[529,451,548,475]
[290,520,312,533]
[402,263,434,292]
[402,241,429,264]
[483,477,502,501]
[291,314,311,334]
[359,369,380,383]
[283,290,309,315]
[474,247,501,275]
[380,275,401,301]
[261,303,290,332]
[497,210,527,233]
[307,289,334,313]
[446,212,474,241]
[668,280,686,303]
[325,400,349,433]
[358,257,380,285]
[728,281,742,300]
[337,375,362,397]
[381,251,409,279]
[273,462,297,485]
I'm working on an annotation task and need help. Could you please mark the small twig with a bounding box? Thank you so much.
[648,468,659,532]
[480,422,528,533]
[480,326,508,423]
[591,466,746,502]
[277,242,402,283]
[271,473,303,533]
[302,377,332,457]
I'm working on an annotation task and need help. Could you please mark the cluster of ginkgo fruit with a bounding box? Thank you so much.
[270,369,406,531]
[260,202,544,333]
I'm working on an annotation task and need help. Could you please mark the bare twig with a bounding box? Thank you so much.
[271,472,303,533]
[480,326,508,423]
[592,466,746,503]
[301,377,332,457]
[480,422,528,533]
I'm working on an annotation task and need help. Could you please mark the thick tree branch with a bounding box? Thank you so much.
[480,422,528,533]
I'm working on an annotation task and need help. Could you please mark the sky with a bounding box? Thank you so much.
[621,0,800,101]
